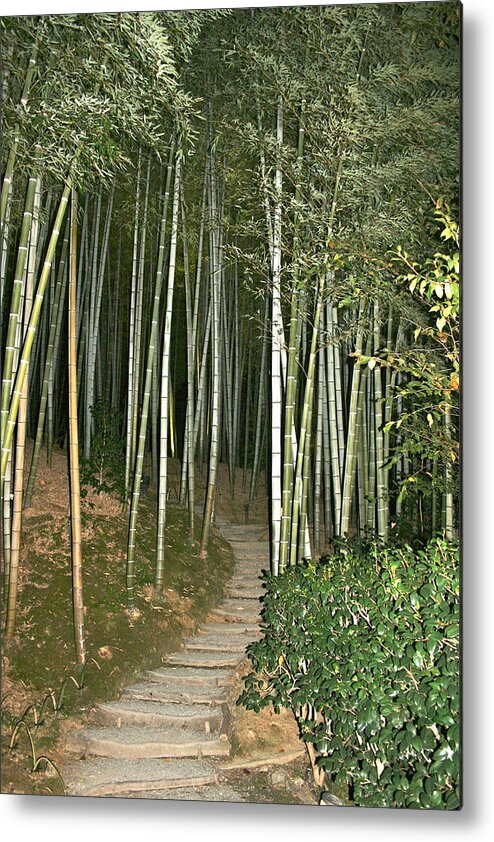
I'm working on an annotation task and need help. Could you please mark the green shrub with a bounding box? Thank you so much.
[239,538,460,809]
[80,399,126,500]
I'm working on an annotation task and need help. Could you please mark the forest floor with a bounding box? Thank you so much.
[1,446,334,807]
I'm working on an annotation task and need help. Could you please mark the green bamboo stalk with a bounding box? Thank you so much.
[23,223,69,508]
[199,146,222,558]
[326,302,342,533]
[289,274,325,567]
[124,150,142,498]
[340,298,366,537]
[4,176,39,637]
[155,151,181,591]
[367,375,377,531]
[373,301,388,541]
[270,97,283,576]
[180,194,196,538]
[85,184,115,455]
[249,300,269,504]
[313,339,324,554]
[83,189,102,458]
[278,257,304,569]
[46,243,68,467]
[1,160,39,445]
[320,348,333,544]
[130,155,151,477]
[356,336,372,535]
[1,182,71,492]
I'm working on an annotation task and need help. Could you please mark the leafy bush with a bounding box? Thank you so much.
[80,400,126,500]
[239,538,460,809]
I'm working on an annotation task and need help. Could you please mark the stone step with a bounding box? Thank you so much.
[164,650,244,669]
[212,599,262,618]
[128,783,245,801]
[184,635,251,654]
[66,726,231,760]
[217,597,262,610]
[96,699,222,730]
[233,558,268,568]
[144,666,235,688]
[230,541,269,552]
[228,566,264,587]
[223,532,268,542]
[66,757,218,798]
[197,622,261,636]
[226,587,264,599]
[123,682,228,706]
[226,585,264,596]
[209,608,262,625]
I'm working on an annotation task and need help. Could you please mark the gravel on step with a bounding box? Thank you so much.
[96,699,222,729]
[66,726,231,759]
[214,598,262,612]
[128,783,246,802]
[164,650,245,669]
[226,587,265,599]
[209,609,262,624]
[66,757,218,797]
[144,666,235,687]
[196,622,261,636]
[122,682,228,705]
[184,635,252,653]
[227,570,264,588]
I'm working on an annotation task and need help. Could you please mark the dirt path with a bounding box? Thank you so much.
[61,511,316,804]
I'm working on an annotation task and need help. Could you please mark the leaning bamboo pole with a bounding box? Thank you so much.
[23,224,69,507]
[68,188,86,663]
[1,182,71,491]
[279,110,305,573]
[289,274,325,567]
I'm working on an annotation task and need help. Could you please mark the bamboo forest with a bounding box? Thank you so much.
[0,2,460,810]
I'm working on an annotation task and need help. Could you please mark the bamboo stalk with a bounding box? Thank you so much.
[199,144,222,557]
[270,97,284,576]
[23,224,69,508]
[155,151,181,591]
[340,298,366,537]
[4,176,40,636]
[68,188,86,663]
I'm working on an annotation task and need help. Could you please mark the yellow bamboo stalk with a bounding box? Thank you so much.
[68,188,86,664]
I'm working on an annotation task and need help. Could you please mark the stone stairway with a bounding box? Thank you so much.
[63,521,269,800]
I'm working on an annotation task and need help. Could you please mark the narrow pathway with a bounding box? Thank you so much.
[63,518,269,800]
